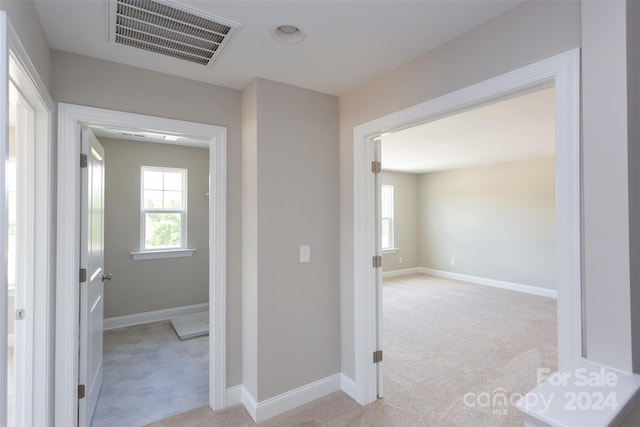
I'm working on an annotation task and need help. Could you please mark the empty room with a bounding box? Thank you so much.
[88,130,212,426]
[3,1,640,426]
[379,87,558,426]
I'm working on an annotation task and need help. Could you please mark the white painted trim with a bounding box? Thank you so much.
[56,104,227,426]
[340,373,357,401]
[382,267,421,279]
[0,14,10,425]
[4,14,55,427]
[210,122,227,412]
[225,385,242,407]
[103,303,208,330]
[241,386,258,421]
[353,49,582,406]
[130,248,195,260]
[517,358,640,427]
[243,374,341,423]
[418,268,558,299]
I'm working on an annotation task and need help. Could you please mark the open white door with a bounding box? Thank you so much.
[373,137,384,398]
[79,128,106,427]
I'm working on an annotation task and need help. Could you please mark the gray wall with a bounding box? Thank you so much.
[100,137,209,318]
[418,157,556,289]
[241,80,258,398]
[50,50,244,386]
[339,0,581,379]
[1,0,51,89]
[381,171,419,272]
[581,1,634,371]
[628,0,640,373]
[16,0,640,405]
[242,79,340,402]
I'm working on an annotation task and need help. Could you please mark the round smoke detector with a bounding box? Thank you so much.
[272,25,306,44]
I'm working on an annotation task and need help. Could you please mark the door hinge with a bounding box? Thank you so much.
[372,255,382,268]
[79,268,87,283]
[373,350,383,364]
[15,308,26,321]
[80,153,88,169]
[78,384,86,399]
[371,161,382,174]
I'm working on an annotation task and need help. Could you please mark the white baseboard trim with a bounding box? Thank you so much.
[418,267,558,299]
[103,303,209,330]
[382,267,421,278]
[241,386,258,421]
[226,385,242,407]
[242,374,341,423]
[340,373,357,401]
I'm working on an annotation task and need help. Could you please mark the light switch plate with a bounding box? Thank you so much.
[300,245,311,263]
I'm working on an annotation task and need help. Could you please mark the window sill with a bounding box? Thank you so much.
[130,249,195,261]
[383,248,398,254]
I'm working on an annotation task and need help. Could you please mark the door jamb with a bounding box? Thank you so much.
[352,48,582,405]
[1,12,55,426]
[55,104,227,426]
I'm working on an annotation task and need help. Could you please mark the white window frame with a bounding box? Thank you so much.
[134,166,193,259]
[381,184,395,251]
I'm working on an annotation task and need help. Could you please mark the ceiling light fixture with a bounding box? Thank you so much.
[272,24,305,44]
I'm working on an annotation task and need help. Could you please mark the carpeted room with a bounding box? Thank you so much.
[376,86,559,425]
[148,82,560,427]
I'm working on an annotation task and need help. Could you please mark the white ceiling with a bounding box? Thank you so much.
[381,86,556,174]
[33,0,525,96]
[89,125,210,148]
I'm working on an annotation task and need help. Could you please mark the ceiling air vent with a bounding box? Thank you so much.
[108,0,240,66]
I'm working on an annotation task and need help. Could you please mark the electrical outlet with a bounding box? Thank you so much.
[399,256,403,263]
[450,258,455,266]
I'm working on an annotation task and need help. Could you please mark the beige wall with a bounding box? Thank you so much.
[381,171,419,271]
[16,0,640,406]
[241,80,258,398]
[243,79,340,402]
[339,0,581,379]
[1,0,51,89]
[628,0,640,373]
[99,137,209,318]
[50,50,244,386]
[581,1,634,371]
[418,158,556,289]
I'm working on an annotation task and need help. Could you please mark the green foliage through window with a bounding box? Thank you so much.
[145,213,181,249]
[141,166,187,250]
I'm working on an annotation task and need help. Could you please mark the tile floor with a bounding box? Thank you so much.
[91,320,208,427]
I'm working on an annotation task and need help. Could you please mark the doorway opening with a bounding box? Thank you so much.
[1,14,55,427]
[377,85,558,423]
[55,104,227,427]
[88,128,212,426]
[352,49,581,407]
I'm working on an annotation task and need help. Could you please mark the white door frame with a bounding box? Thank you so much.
[352,49,582,405]
[1,11,55,426]
[55,104,227,426]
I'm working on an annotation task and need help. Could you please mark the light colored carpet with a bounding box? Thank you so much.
[148,274,557,426]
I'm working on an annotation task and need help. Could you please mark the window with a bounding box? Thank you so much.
[381,184,394,250]
[141,166,187,251]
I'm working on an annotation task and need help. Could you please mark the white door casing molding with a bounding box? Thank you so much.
[55,104,227,426]
[352,49,582,405]
[1,11,55,426]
